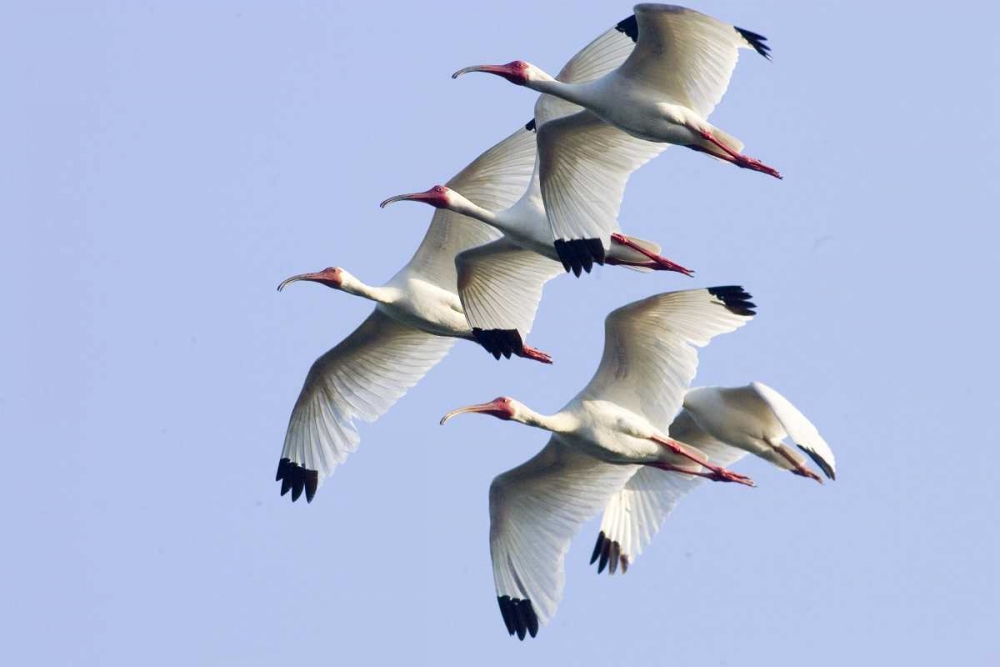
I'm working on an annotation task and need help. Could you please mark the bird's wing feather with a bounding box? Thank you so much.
[749,382,836,479]
[533,14,638,128]
[592,409,748,572]
[579,287,756,429]
[616,5,766,118]
[402,128,537,289]
[538,110,666,245]
[490,437,638,638]
[277,310,454,501]
[456,238,563,338]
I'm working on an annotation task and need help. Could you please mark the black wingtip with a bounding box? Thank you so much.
[797,445,836,481]
[615,15,638,42]
[473,328,524,361]
[497,596,538,640]
[590,531,626,575]
[590,531,606,565]
[275,458,319,503]
[554,238,605,278]
[707,286,756,316]
[525,118,536,132]
[735,27,771,60]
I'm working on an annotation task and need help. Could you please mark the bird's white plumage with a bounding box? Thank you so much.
[749,382,836,477]
[482,287,756,634]
[617,4,754,118]
[281,310,454,485]
[533,19,637,127]
[596,408,747,566]
[579,288,754,429]
[450,23,638,331]
[538,110,666,245]
[456,238,563,337]
[279,128,542,499]
[400,127,537,289]
[490,437,639,626]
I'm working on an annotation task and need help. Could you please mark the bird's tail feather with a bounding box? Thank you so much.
[609,234,662,272]
[701,126,745,161]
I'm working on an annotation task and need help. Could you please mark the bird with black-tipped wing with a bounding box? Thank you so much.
[274,127,549,503]
[454,4,779,271]
[439,287,757,638]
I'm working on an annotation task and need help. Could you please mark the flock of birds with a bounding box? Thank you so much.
[275,5,836,640]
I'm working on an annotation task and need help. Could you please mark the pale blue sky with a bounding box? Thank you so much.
[2,1,997,664]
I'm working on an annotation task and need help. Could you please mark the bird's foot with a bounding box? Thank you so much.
[792,466,824,484]
[609,233,694,276]
[734,154,782,179]
[517,345,553,365]
[706,466,756,487]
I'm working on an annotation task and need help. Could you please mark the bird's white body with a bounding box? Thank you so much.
[555,399,666,464]
[460,187,557,260]
[538,75,708,146]
[684,385,780,453]
[683,383,837,479]
[376,275,470,339]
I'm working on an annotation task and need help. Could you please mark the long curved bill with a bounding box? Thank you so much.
[440,402,500,425]
[277,272,318,292]
[380,191,432,209]
[452,64,512,79]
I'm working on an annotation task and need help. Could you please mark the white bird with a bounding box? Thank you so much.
[382,12,694,281]
[439,287,757,638]
[590,383,836,575]
[684,382,837,481]
[454,4,780,267]
[275,127,550,503]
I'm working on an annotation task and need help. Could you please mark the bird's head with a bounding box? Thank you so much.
[452,60,539,86]
[440,396,521,425]
[277,266,346,292]
[380,185,454,210]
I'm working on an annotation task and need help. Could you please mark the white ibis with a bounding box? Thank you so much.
[382,13,694,278]
[684,383,836,481]
[439,287,756,638]
[275,127,551,503]
[590,384,836,575]
[454,5,780,266]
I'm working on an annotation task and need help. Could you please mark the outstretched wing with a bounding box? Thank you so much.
[400,127,537,289]
[489,437,637,639]
[533,14,639,128]
[590,408,748,573]
[615,4,770,118]
[277,310,454,501]
[456,238,563,359]
[538,110,666,271]
[748,382,836,479]
[579,287,756,429]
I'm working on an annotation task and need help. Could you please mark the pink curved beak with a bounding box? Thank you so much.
[440,400,510,425]
[380,188,440,209]
[452,64,517,80]
[277,268,338,291]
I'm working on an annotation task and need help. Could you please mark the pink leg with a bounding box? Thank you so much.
[775,444,823,484]
[651,435,755,487]
[609,233,694,276]
[696,129,782,180]
[515,344,553,365]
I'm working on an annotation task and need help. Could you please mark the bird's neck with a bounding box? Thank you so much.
[517,407,576,434]
[529,76,594,108]
[340,274,394,304]
[448,192,508,233]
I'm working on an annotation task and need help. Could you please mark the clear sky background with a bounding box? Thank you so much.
[2,1,997,664]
